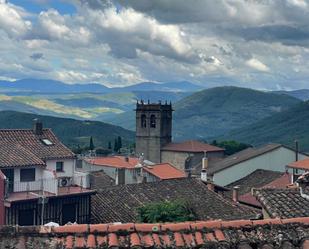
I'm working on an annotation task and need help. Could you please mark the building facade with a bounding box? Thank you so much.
[135,101,173,163]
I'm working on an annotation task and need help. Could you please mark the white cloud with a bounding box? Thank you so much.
[246,58,270,72]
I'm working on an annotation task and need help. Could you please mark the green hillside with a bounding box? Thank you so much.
[0,111,135,149]
[217,101,309,151]
[173,86,301,140]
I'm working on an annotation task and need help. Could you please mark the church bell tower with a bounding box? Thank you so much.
[135,101,173,163]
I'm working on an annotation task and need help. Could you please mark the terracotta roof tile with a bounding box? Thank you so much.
[92,178,258,224]
[85,156,139,169]
[0,129,75,160]
[161,140,224,153]
[143,163,186,180]
[2,218,309,248]
[287,158,309,170]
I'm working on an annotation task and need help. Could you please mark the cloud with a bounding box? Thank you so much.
[30,53,44,60]
[246,58,270,72]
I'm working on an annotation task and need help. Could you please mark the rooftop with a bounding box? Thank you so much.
[208,143,285,174]
[287,158,309,170]
[2,217,309,248]
[161,140,224,153]
[0,128,75,161]
[225,169,290,207]
[253,187,309,219]
[143,163,186,180]
[92,178,258,224]
[85,156,140,169]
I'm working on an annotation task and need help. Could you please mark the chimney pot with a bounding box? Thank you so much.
[33,118,43,135]
[125,156,129,162]
[207,180,215,191]
[233,186,240,202]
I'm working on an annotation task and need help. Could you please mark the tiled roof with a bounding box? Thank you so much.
[85,156,140,169]
[89,170,115,191]
[3,218,309,248]
[208,143,284,174]
[0,142,45,168]
[0,129,75,160]
[288,158,309,170]
[92,178,258,224]
[161,140,224,153]
[143,163,186,180]
[225,169,290,207]
[253,187,309,218]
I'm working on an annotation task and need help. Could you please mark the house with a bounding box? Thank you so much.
[206,143,307,186]
[2,218,309,248]
[253,172,309,219]
[135,101,225,169]
[225,169,291,208]
[286,158,309,182]
[92,177,258,224]
[160,140,225,172]
[82,156,186,185]
[0,120,95,226]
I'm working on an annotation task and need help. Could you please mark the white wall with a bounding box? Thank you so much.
[213,147,308,186]
[13,166,43,192]
[46,159,75,178]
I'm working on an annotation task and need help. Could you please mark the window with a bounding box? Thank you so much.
[150,115,156,128]
[141,114,147,128]
[56,162,64,172]
[20,168,35,182]
[42,139,53,146]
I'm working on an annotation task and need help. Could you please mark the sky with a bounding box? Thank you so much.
[0,0,309,90]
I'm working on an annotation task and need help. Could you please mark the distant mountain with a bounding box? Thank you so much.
[0,79,202,94]
[274,89,309,101]
[0,111,135,149]
[105,86,302,140]
[173,86,301,140]
[218,101,309,151]
[114,81,203,92]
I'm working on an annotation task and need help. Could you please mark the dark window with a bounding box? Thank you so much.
[150,115,156,128]
[56,162,64,172]
[19,209,35,225]
[20,168,35,182]
[141,114,147,128]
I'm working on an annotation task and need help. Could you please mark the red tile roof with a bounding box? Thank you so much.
[0,129,75,160]
[4,218,309,248]
[238,173,291,207]
[287,158,309,170]
[85,156,140,169]
[161,140,224,153]
[143,163,186,180]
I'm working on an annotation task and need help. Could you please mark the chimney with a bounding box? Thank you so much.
[201,153,208,182]
[33,118,43,135]
[207,180,215,191]
[124,156,129,162]
[232,186,240,202]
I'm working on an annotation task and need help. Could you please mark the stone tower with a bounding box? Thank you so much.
[135,101,173,163]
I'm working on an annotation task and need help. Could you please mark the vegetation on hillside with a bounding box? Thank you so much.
[211,140,252,155]
[0,111,135,150]
[218,101,309,151]
[137,200,197,223]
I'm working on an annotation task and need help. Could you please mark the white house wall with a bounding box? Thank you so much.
[46,159,75,178]
[213,147,308,186]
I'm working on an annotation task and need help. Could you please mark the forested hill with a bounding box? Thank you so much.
[218,101,309,151]
[172,86,301,140]
[0,111,135,149]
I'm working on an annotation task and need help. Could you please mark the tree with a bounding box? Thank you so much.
[89,136,95,150]
[108,141,112,150]
[114,138,118,153]
[117,136,122,151]
[212,140,252,155]
[137,200,197,223]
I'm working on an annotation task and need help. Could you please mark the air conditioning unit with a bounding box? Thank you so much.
[58,177,72,187]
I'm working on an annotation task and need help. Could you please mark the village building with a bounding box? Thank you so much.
[81,156,186,185]
[135,101,224,171]
[92,177,258,224]
[2,216,309,248]
[225,169,291,208]
[205,143,307,186]
[0,120,95,226]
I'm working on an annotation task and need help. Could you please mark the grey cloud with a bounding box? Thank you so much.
[30,52,44,60]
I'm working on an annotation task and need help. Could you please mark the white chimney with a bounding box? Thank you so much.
[233,186,240,202]
[201,153,208,182]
